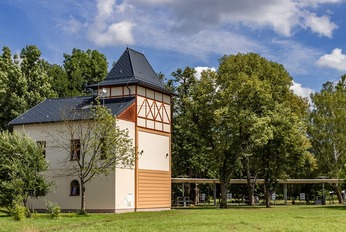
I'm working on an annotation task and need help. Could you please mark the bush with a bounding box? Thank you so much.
[45,200,61,219]
[12,204,26,221]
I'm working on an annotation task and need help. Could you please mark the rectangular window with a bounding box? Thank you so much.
[70,139,80,161]
[37,141,46,158]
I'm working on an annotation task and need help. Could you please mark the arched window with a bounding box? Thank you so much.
[70,180,80,196]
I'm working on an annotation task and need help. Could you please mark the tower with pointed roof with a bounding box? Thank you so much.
[10,48,172,212]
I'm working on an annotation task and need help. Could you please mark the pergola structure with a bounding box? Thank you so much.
[172,178,344,206]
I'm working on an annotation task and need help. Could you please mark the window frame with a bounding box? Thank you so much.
[70,139,81,161]
[70,179,80,196]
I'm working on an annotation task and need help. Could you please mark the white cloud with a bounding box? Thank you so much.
[194,66,216,79]
[127,0,340,37]
[90,21,135,46]
[303,13,338,37]
[316,48,346,71]
[88,0,135,46]
[290,81,314,100]
[59,16,83,34]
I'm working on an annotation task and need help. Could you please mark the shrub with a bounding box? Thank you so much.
[45,200,61,219]
[13,204,26,221]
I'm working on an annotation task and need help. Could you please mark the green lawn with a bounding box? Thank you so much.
[1,205,346,232]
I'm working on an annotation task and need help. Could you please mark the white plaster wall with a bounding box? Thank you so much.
[115,168,135,210]
[138,131,170,171]
[15,118,136,211]
[14,123,69,170]
[28,172,116,211]
[117,119,135,140]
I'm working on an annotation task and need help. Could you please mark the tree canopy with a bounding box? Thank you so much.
[0,130,50,212]
[171,53,313,208]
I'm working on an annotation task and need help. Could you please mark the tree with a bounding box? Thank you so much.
[171,67,215,178]
[0,130,50,212]
[309,76,346,204]
[49,102,135,213]
[174,53,312,208]
[215,53,312,208]
[20,45,56,107]
[47,64,70,98]
[63,49,108,97]
[0,46,28,131]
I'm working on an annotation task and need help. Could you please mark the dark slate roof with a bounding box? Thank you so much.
[9,96,135,126]
[89,48,172,95]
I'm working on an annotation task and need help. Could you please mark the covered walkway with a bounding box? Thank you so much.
[172,178,343,206]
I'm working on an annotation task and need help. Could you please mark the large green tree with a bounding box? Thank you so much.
[309,76,346,204]
[0,47,28,130]
[63,48,108,97]
[20,45,56,107]
[171,67,215,179]
[0,130,50,212]
[215,53,312,208]
[172,53,312,208]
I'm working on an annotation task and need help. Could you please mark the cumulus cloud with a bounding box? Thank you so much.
[290,81,314,101]
[127,0,340,37]
[88,0,135,46]
[194,66,216,79]
[303,13,338,37]
[316,48,346,71]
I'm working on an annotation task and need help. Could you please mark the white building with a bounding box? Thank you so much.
[9,48,172,213]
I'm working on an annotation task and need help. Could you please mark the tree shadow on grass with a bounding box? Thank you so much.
[0,209,10,217]
[299,205,346,210]
[173,206,264,210]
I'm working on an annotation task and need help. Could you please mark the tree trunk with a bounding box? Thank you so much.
[333,184,344,204]
[247,181,255,206]
[220,181,229,208]
[264,180,271,208]
[80,180,86,214]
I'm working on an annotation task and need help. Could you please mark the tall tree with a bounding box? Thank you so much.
[0,130,50,212]
[177,53,312,208]
[47,64,69,98]
[20,45,56,107]
[48,103,135,213]
[171,67,214,178]
[216,53,312,208]
[309,76,346,204]
[0,47,28,130]
[63,49,108,97]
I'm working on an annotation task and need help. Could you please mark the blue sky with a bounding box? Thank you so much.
[1,0,346,99]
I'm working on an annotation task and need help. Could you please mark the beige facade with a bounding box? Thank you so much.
[14,119,137,213]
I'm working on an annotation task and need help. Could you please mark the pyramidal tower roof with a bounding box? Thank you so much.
[89,48,170,94]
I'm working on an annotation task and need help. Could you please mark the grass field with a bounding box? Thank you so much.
[1,205,346,232]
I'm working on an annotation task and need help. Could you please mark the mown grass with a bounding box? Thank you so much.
[1,205,346,232]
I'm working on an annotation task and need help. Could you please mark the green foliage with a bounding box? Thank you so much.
[171,53,313,208]
[44,201,61,219]
[20,45,57,108]
[171,67,215,178]
[309,75,346,178]
[0,131,50,210]
[0,47,28,130]
[12,204,26,221]
[63,48,108,97]
[0,45,108,130]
